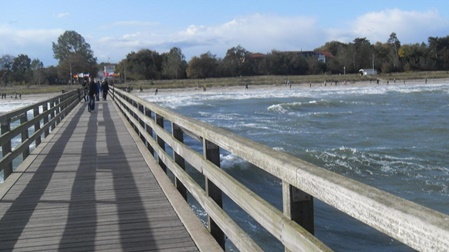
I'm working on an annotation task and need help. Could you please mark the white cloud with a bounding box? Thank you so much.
[56,12,70,18]
[112,21,158,27]
[93,10,449,63]
[173,14,323,56]
[0,25,63,65]
[93,14,324,63]
[350,9,449,44]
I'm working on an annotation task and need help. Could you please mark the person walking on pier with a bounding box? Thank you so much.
[82,79,88,102]
[87,77,98,112]
[101,79,109,100]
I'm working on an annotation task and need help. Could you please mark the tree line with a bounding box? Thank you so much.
[1,30,449,86]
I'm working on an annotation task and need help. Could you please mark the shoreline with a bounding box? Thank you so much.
[1,77,448,103]
[135,77,449,97]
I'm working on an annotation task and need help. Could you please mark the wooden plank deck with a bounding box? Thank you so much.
[0,100,200,251]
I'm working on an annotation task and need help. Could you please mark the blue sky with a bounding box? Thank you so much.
[1,0,449,66]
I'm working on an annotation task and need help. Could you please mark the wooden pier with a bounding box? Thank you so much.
[0,97,218,251]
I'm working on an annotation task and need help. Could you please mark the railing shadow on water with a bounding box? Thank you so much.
[0,89,82,182]
[111,86,449,252]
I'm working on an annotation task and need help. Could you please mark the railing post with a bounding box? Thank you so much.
[133,101,139,132]
[59,96,65,120]
[20,112,30,159]
[33,107,41,146]
[283,182,314,235]
[138,104,145,141]
[43,103,49,137]
[50,100,56,131]
[155,114,167,173]
[55,99,61,125]
[203,139,225,249]
[144,108,154,156]
[1,118,12,179]
[172,123,187,200]
[112,85,115,101]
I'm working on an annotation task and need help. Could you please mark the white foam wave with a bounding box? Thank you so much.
[141,84,437,109]
[273,146,285,152]
[220,153,249,169]
[267,104,288,114]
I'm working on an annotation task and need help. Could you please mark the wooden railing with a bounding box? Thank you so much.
[0,90,82,181]
[112,87,449,251]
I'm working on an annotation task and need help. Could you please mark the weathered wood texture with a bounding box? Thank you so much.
[0,101,199,251]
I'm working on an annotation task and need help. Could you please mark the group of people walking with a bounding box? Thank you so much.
[82,77,109,113]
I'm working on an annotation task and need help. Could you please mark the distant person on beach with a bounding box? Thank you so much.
[87,77,98,112]
[101,79,109,100]
[155,89,158,95]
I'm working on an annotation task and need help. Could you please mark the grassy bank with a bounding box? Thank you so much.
[2,71,449,95]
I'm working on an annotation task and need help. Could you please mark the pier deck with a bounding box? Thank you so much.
[0,100,200,251]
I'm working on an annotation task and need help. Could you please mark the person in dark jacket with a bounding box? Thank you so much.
[88,77,98,112]
[82,79,88,102]
[101,79,109,101]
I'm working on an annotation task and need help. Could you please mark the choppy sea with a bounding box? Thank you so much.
[140,81,449,251]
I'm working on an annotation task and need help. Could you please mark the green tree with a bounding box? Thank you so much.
[12,54,32,83]
[222,45,251,76]
[387,32,401,71]
[264,50,289,75]
[31,59,44,85]
[352,37,373,70]
[161,47,187,79]
[372,42,391,73]
[288,53,309,75]
[322,42,353,74]
[428,35,449,70]
[186,52,218,79]
[0,54,15,86]
[43,66,59,85]
[120,49,162,80]
[52,30,97,83]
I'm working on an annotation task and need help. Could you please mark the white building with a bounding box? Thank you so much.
[359,69,378,76]
[104,65,116,77]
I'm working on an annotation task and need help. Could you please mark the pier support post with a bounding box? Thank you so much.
[43,103,49,137]
[144,109,154,156]
[20,113,30,159]
[172,123,187,200]
[155,114,167,173]
[1,119,12,179]
[283,182,314,235]
[34,107,41,146]
[203,139,225,249]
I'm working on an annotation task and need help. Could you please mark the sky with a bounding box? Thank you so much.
[1,0,449,67]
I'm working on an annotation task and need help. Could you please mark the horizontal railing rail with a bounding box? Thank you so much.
[111,87,449,251]
[0,89,82,181]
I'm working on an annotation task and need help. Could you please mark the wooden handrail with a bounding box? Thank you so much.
[0,90,82,181]
[111,87,449,251]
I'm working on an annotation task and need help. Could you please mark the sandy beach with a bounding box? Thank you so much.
[135,77,449,97]
[0,92,63,114]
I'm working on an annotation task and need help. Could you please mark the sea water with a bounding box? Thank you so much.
[140,82,449,251]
